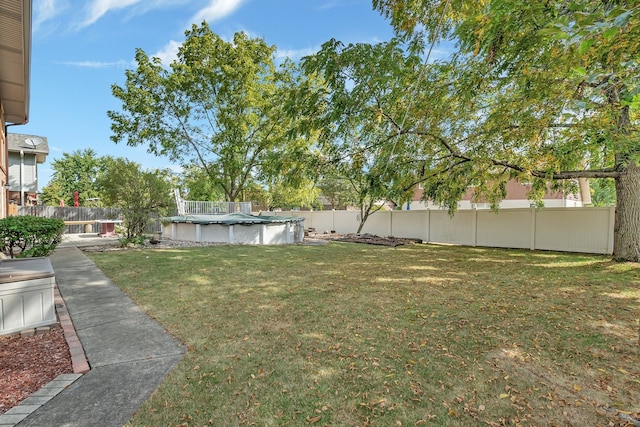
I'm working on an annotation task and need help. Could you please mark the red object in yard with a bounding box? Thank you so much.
[73,191,79,207]
[96,220,122,237]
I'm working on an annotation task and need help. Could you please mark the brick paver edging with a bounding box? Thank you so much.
[0,284,88,427]
[54,286,90,374]
[0,374,82,426]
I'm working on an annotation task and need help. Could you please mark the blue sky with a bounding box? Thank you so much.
[19,0,400,187]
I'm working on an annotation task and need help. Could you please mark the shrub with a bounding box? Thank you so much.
[0,216,65,258]
[97,158,174,239]
[118,234,147,247]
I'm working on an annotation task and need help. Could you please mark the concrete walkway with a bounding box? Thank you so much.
[13,235,186,426]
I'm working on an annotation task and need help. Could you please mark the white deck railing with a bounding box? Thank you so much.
[174,190,251,216]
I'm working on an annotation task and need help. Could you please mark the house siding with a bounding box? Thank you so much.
[1,107,7,218]
[8,151,37,192]
[408,179,583,210]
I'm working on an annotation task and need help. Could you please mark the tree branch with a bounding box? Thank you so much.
[533,169,620,179]
[400,127,622,181]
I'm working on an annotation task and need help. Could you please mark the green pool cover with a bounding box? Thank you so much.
[165,212,305,225]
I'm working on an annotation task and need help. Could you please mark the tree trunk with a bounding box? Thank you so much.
[613,160,640,262]
[578,178,592,206]
[356,202,372,234]
[356,209,368,234]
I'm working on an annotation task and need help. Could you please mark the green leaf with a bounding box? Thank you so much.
[578,39,593,55]
[602,27,618,40]
[537,27,563,37]
[573,66,587,76]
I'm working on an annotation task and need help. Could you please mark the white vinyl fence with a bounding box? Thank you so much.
[269,207,616,255]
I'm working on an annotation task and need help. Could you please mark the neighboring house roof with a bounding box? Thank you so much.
[0,0,32,124]
[7,132,48,163]
[460,179,582,203]
[412,179,582,203]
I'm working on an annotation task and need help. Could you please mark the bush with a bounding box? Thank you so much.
[118,234,147,247]
[0,216,65,258]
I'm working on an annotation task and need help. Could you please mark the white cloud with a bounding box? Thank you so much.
[124,0,191,20]
[33,0,68,31]
[189,0,245,25]
[152,40,182,67]
[317,0,364,12]
[79,0,142,28]
[58,60,133,68]
[316,1,339,11]
[276,46,320,61]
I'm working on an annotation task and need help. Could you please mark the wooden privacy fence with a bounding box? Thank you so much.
[273,206,616,255]
[17,206,122,234]
[16,206,162,234]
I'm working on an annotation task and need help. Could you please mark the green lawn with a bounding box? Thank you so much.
[86,242,640,426]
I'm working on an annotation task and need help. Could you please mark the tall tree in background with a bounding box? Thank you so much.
[109,23,313,202]
[40,149,105,206]
[98,158,174,239]
[370,0,639,261]
[590,178,617,207]
[179,164,224,202]
[316,176,357,210]
[262,178,320,211]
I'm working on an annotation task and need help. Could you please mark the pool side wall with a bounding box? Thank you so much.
[162,220,304,245]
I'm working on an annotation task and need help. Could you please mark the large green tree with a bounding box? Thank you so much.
[109,22,313,202]
[263,178,320,211]
[179,164,225,202]
[40,149,105,206]
[300,40,420,232]
[316,175,357,210]
[368,0,639,261]
[97,158,174,239]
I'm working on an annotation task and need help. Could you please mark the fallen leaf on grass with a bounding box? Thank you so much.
[306,415,321,423]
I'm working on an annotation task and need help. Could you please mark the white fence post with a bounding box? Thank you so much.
[530,206,536,251]
[472,208,478,247]
[607,205,615,254]
[332,210,335,232]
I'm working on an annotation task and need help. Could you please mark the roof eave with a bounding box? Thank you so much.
[1,0,32,125]
[21,0,31,124]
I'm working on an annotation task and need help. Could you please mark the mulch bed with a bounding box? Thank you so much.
[310,232,423,247]
[0,322,73,414]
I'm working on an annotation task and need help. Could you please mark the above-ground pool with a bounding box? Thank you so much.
[162,212,305,245]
